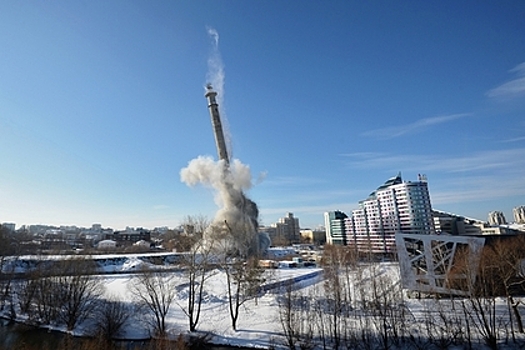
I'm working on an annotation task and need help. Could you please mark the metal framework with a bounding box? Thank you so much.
[396,233,485,295]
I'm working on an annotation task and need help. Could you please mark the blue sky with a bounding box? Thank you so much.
[1,1,524,230]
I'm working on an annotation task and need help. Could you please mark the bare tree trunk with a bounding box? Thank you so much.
[56,258,103,330]
[94,296,131,340]
[510,296,524,333]
[130,268,177,337]
[178,235,214,332]
[0,226,20,317]
[221,221,266,332]
[278,282,297,350]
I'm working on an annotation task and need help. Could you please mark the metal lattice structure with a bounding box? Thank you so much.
[396,233,485,295]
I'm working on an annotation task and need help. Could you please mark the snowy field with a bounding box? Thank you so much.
[2,253,328,348]
[81,261,402,348]
[95,266,325,348]
[4,255,525,349]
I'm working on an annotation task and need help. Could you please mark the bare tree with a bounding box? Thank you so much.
[366,263,408,349]
[489,236,525,336]
[34,266,62,324]
[320,244,356,349]
[180,214,209,238]
[17,261,56,324]
[214,220,266,331]
[93,295,131,341]
[177,214,216,332]
[54,257,104,330]
[169,214,210,252]
[18,275,39,316]
[309,282,328,350]
[130,267,177,337]
[278,282,315,350]
[16,257,103,330]
[0,225,18,317]
[322,260,344,348]
[223,256,265,331]
[455,236,525,348]
[452,243,504,350]
[278,281,299,350]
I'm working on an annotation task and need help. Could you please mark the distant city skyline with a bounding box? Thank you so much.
[1,2,524,230]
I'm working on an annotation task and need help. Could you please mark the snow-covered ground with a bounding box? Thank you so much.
[97,266,325,348]
[1,252,181,274]
[2,253,328,348]
[4,253,524,349]
[87,260,402,348]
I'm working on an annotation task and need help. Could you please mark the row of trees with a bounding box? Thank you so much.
[277,238,525,350]
[4,257,132,341]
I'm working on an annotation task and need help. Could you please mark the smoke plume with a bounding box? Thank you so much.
[180,28,269,257]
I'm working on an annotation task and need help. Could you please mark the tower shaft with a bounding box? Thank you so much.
[205,84,229,164]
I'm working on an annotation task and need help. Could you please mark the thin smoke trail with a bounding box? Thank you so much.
[206,27,225,108]
[205,26,231,157]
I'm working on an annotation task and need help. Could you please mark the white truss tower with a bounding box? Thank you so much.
[396,233,485,295]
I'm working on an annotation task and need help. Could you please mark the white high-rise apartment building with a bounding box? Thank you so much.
[347,173,435,253]
[488,211,507,225]
[513,206,525,224]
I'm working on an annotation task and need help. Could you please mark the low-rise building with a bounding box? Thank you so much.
[97,239,117,250]
[1,223,16,232]
[300,229,326,245]
[105,228,151,247]
[434,210,524,235]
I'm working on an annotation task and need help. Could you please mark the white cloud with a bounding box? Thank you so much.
[486,62,525,99]
[510,62,525,75]
[430,176,525,206]
[501,136,525,143]
[361,113,471,139]
[260,203,352,217]
[260,175,327,187]
[343,148,525,174]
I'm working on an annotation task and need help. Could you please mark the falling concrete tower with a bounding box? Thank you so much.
[205,84,229,164]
